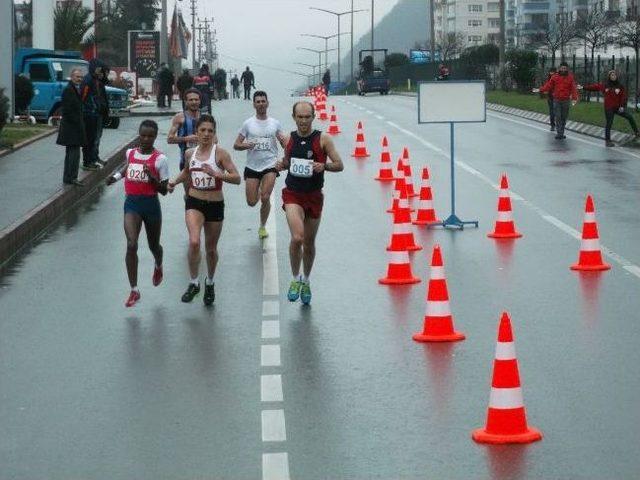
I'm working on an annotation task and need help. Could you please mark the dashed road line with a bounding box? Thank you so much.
[260,193,290,480]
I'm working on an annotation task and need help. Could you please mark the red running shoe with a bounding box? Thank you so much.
[152,265,163,286]
[125,290,141,307]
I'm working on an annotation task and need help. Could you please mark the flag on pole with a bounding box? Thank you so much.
[169,2,191,59]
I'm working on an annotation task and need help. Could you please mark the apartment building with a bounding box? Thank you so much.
[434,0,503,48]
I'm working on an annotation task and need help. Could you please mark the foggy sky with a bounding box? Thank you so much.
[188,0,401,98]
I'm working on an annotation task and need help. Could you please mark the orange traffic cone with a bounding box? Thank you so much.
[379,249,421,285]
[351,121,370,157]
[386,188,421,252]
[472,312,542,444]
[375,136,395,181]
[394,157,406,192]
[570,195,611,271]
[318,94,328,121]
[413,245,464,342]
[401,148,418,197]
[327,106,341,135]
[488,174,522,239]
[413,167,439,225]
[386,188,400,214]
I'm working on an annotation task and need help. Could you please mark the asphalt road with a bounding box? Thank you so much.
[1,92,639,479]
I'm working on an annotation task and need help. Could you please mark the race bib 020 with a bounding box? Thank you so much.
[289,157,313,178]
[251,137,272,152]
[191,169,217,189]
[127,163,148,182]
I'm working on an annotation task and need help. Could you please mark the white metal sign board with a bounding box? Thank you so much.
[418,81,486,124]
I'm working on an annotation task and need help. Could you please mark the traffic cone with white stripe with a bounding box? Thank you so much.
[386,188,400,214]
[488,174,522,239]
[472,312,542,444]
[412,245,464,342]
[327,106,341,135]
[351,121,370,157]
[375,136,395,181]
[413,167,439,225]
[318,94,328,121]
[387,186,421,251]
[394,157,406,192]
[378,250,421,285]
[570,195,610,271]
[401,148,418,197]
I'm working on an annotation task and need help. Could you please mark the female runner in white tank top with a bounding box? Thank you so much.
[169,114,241,305]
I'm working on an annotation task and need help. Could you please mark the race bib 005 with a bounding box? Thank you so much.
[289,157,313,178]
[191,170,217,189]
[252,137,271,151]
[127,163,148,182]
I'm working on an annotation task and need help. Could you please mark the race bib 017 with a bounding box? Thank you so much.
[127,163,148,182]
[191,170,217,189]
[289,157,313,178]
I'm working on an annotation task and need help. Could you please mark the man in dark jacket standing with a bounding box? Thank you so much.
[156,63,175,108]
[57,68,87,186]
[80,59,108,170]
[537,62,579,140]
[240,66,255,100]
[176,69,193,108]
[322,69,331,96]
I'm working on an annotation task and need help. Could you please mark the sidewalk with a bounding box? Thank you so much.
[0,118,137,266]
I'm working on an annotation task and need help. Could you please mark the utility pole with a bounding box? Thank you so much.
[190,0,197,71]
[351,0,354,82]
[0,0,13,118]
[430,0,436,62]
[196,19,204,67]
[499,0,506,84]
[160,0,168,65]
[371,0,374,51]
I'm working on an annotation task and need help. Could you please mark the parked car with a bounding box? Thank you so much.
[15,48,129,128]
[357,68,390,95]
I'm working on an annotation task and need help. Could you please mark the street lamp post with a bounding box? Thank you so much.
[295,62,319,86]
[297,47,325,84]
[309,6,367,83]
[300,33,348,74]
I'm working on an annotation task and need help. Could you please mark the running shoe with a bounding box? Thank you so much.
[125,290,141,307]
[287,280,302,302]
[258,226,268,239]
[181,283,200,303]
[300,283,312,305]
[204,283,215,306]
[152,265,163,286]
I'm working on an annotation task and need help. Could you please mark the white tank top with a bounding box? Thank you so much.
[189,144,223,191]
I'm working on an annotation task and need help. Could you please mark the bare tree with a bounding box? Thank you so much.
[437,32,465,61]
[534,19,577,66]
[616,15,640,108]
[575,8,616,80]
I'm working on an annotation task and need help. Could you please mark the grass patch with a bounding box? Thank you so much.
[487,90,640,134]
[0,123,53,149]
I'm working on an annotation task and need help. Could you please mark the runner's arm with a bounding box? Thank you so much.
[167,113,196,144]
[168,150,192,190]
[320,134,344,172]
[106,150,130,185]
[145,154,170,195]
[276,130,288,149]
[215,148,241,185]
[233,133,255,151]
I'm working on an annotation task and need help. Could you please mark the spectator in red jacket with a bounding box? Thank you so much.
[543,67,557,131]
[582,70,639,147]
[535,62,579,140]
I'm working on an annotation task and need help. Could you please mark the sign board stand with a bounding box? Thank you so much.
[417,80,486,230]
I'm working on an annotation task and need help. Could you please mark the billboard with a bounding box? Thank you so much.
[128,30,160,78]
[409,49,441,64]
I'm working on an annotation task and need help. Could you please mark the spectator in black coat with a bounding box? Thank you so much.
[240,66,255,100]
[57,68,87,186]
[322,69,331,96]
[156,63,175,108]
[176,69,194,108]
[80,58,109,170]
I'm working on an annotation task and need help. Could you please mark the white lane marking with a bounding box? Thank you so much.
[261,344,281,367]
[262,300,279,317]
[366,109,374,114]
[487,111,640,161]
[262,320,280,339]
[262,409,287,442]
[261,375,284,402]
[375,114,385,120]
[262,453,290,480]
[263,203,279,296]
[384,113,640,278]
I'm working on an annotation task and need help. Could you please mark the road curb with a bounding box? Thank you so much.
[390,90,633,143]
[0,136,137,268]
[0,127,58,160]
